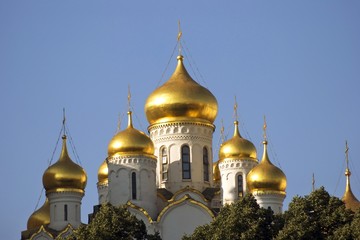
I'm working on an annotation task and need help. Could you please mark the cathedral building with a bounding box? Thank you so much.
[21,39,358,240]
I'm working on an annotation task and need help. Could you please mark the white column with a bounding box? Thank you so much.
[219,159,257,205]
[47,191,84,231]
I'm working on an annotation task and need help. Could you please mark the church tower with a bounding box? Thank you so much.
[144,54,218,193]
[342,141,360,212]
[218,100,258,204]
[246,118,287,214]
[42,134,87,231]
[106,97,158,218]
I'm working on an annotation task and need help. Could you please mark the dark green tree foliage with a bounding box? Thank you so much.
[183,194,283,240]
[276,187,354,240]
[331,208,360,240]
[64,203,161,240]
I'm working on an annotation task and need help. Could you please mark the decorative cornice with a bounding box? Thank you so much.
[152,134,212,143]
[251,190,286,196]
[107,155,157,167]
[156,194,215,223]
[57,224,75,238]
[169,186,209,203]
[148,120,215,132]
[97,182,109,189]
[218,159,258,170]
[126,201,154,223]
[46,188,85,195]
[108,153,157,161]
[29,225,53,240]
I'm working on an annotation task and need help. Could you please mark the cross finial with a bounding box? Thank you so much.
[62,108,66,135]
[177,20,183,55]
[234,96,238,122]
[116,113,121,133]
[345,140,349,169]
[263,115,267,141]
[220,119,225,143]
[127,85,131,112]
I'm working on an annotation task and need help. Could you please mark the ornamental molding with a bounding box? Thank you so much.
[151,134,212,143]
[156,194,215,223]
[251,190,286,197]
[148,121,215,132]
[219,159,258,170]
[108,156,157,167]
[46,189,84,196]
[97,182,108,189]
[126,201,154,223]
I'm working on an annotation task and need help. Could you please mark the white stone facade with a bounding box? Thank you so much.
[219,158,258,205]
[107,154,158,219]
[47,191,83,231]
[252,191,286,214]
[149,122,215,193]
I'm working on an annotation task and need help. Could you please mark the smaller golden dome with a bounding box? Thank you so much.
[145,55,218,125]
[27,198,50,230]
[43,135,87,193]
[219,121,257,161]
[98,159,108,184]
[213,161,221,183]
[108,111,154,157]
[342,168,360,212]
[247,140,287,193]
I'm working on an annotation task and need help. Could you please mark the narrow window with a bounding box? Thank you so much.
[238,174,243,198]
[203,147,209,181]
[182,145,191,179]
[131,172,137,200]
[54,205,57,221]
[161,147,168,181]
[64,204,68,221]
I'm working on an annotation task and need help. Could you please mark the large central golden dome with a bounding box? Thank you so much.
[247,140,286,193]
[42,135,87,193]
[219,121,257,161]
[145,55,218,125]
[108,111,154,157]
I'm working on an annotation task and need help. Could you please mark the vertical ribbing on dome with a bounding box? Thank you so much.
[127,111,133,128]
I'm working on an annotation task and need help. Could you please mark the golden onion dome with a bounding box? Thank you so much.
[27,198,50,230]
[219,121,257,161]
[98,159,108,184]
[342,168,360,212]
[213,161,221,183]
[42,135,87,193]
[247,140,287,193]
[145,55,218,125]
[108,111,154,157]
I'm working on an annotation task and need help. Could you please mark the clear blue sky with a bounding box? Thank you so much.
[1,1,360,239]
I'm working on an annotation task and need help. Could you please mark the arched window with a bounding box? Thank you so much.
[182,145,191,179]
[161,147,168,181]
[238,174,243,198]
[203,147,209,181]
[64,204,68,221]
[131,172,137,200]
